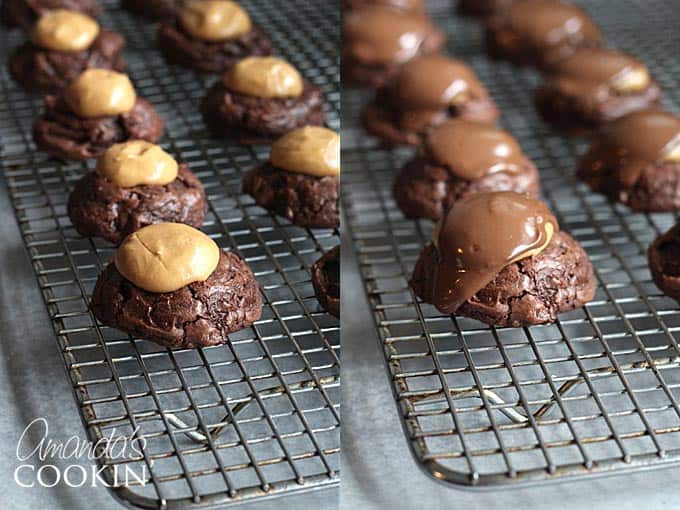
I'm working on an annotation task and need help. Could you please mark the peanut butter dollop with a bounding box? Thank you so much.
[32,9,100,52]
[96,141,179,187]
[270,126,340,177]
[114,223,220,293]
[222,57,303,98]
[180,0,251,42]
[64,69,136,118]
[429,192,557,313]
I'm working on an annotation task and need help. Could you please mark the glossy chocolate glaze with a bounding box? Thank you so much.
[343,6,436,65]
[506,0,600,45]
[390,55,489,131]
[425,119,526,181]
[429,191,558,313]
[595,110,680,186]
[549,48,649,102]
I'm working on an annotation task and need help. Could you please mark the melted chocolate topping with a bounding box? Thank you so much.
[343,6,435,65]
[550,48,648,101]
[505,0,601,51]
[596,110,680,186]
[425,119,525,181]
[390,55,488,131]
[429,191,558,313]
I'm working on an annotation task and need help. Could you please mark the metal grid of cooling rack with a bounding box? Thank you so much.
[0,0,340,507]
[342,0,680,487]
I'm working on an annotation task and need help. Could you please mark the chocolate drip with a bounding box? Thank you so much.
[429,191,558,313]
[390,55,488,131]
[425,119,525,181]
[343,6,434,65]
[597,110,680,186]
[550,48,647,102]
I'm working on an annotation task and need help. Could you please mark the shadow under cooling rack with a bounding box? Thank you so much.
[0,0,340,507]
[342,0,680,488]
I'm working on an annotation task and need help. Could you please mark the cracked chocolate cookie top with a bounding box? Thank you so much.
[428,191,557,313]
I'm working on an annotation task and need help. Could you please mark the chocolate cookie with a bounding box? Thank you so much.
[121,0,183,19]
[158,20,272,74]
[342,5,445,88]
[536,48,661,131]
[0,0,101,30]
[362,55,499,146]
[577,111,680,212]
[9,30,125,94]
[457,0,515,19]
[410,192,595,327]
[91,250,262,349]
[649,224,680,302]
[68,164,206,244]
[311,246,340,318]
[33,95,164,161]
[485,0,602,69]
[412,230,595,327]
[243,162,339,228]
[394,120,540,220]
[201,80,325,144]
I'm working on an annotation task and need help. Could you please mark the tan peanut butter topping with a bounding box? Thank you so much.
[428,192,557,314]
[549,48,651,100]
[64,69,136,118]
[592,110,680,186]
[391,55,488,131]
[270,127,340,177]
[32,9,100,52]
[180,0,251,42]
[96,141,179,188]
[222,57,303,98]
[114,223,220,293]
[425,120,525,181]
[504,0,602,60]
[343,5,436,65]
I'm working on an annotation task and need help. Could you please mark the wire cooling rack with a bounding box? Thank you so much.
[342,0,680,487]
[0,0,340,507]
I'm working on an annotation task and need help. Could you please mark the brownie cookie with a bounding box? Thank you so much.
[9,10,125,94]
[243,126,340,228]
[68,141,206,244]
[33,69,164,161]
[536,48,661,131]
[91,224,262,348]
[362,55,499,146]
[311,246,340,318]
[121,0,183,19]
[394,120,540,220]
[342,5,445,88]
[577,110,680,212]
[411,192,595,327]
[201,57,325,144]
[486,0,602,69]
[649,224,680,302]
[457,0,515,19]
[342,0,424,12]
[158,0,272,74]
[0,0,101,30]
